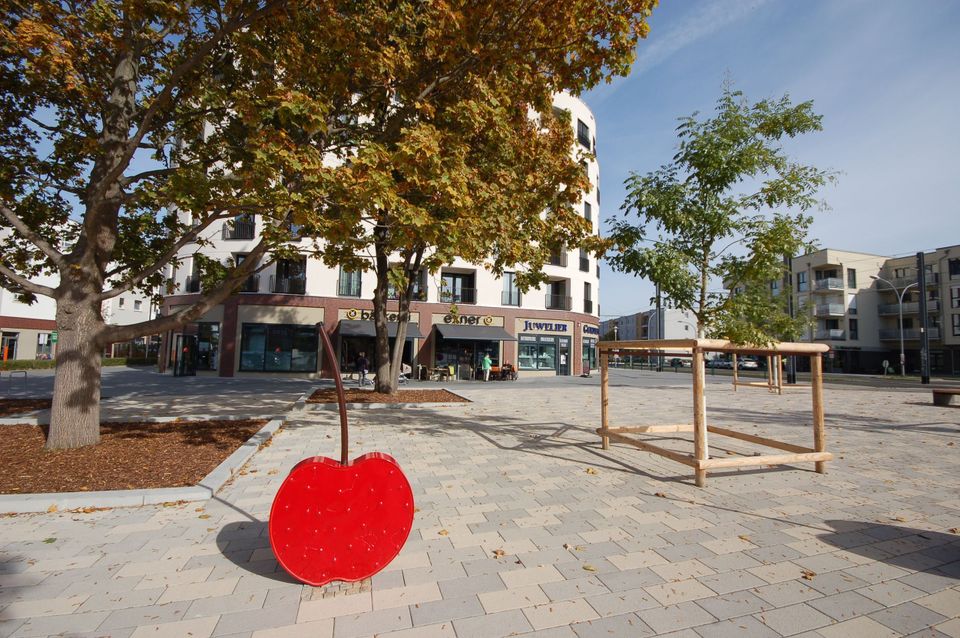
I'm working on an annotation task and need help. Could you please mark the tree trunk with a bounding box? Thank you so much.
[372,272,395,394]
[46,293,106,449]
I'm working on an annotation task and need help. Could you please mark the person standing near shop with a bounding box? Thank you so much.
[482,352,492,382]
[355,351,370,386]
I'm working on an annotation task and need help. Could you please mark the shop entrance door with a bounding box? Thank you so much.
[174,334,197,376]
[558,337,570,376]
[1,332,19,361]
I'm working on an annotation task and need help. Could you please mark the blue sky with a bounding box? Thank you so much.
[586,0,960,319]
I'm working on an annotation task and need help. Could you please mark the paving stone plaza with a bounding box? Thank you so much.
[1,368,959,637]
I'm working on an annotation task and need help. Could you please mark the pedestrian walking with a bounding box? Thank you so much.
[482,352,492,382]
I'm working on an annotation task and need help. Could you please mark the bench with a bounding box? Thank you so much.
[932,386,960,406]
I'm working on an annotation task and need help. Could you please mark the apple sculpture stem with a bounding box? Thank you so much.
[268,322,415,587]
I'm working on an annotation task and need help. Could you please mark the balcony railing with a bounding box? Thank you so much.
[222,220,255,240]
[813,277,844,291]
[184,276,201,293]
[337,278,361,297]
[239,274,259,293]
[546,294,572,311]
[878,300,940,315]
[814,329,846,341]
[883,273,940,288]
[814,303,845,317]
[270,276,306,295]
[501,290,521,306]
[387,287,426,301]
[583,299,593,314]
[880,328,941,341]
[549,252,567,268]
[440,288,476,304]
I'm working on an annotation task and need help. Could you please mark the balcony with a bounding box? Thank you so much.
[880,328,941,341]
[222,220,255,240]
[548,251,567,268]
[583,299,594,314]
[239,274,259,293]
[440,288,476,304]
[270,276,306,295]
[884,273,940,288]
[814,303,846,317]
[814,329,846,341]
[878,300,940,315]
[813,278,844,292]
[501,290,521,306]
[546,294,572,311]
[184,276,201,293]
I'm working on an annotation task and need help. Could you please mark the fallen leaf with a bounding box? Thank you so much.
[948,528,959,534]
[42,537,56,544]
[894,516,907,522]
[47,504,57,513]
[654,492,667,498]
[267,469,279,476]
[198,514,211,520]
[492,549,505,558]
[738,535,751,541]
[438,529,449,536]
[585,468,598,475]
[582,564,598,572]
[801,569,816,580]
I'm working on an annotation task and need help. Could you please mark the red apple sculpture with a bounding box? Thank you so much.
[269,326,414,587]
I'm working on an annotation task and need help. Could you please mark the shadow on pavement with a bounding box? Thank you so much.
[820,520,960,579]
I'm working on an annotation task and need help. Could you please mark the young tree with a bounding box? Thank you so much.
[314,2,657,392]
[608,85,834,343]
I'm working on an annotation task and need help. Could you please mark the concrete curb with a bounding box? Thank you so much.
[305,401,470,410]
[0,417,285,514]
[0,413,284,427]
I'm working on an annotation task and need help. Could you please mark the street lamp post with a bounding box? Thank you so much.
[871,275,918,376]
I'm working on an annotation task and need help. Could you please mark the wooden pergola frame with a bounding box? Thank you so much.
[598,339,832,487]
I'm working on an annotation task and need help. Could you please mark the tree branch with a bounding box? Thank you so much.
[0,262,56,297]
[119,167,178,186]
[0,203,67,267]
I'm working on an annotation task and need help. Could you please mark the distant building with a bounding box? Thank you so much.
[601,308,696,341]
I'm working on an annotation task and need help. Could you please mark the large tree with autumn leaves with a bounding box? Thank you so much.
[1,0,656,449]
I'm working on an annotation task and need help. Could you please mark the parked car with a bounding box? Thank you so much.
[737,359,759,370]
[669,358,691,368]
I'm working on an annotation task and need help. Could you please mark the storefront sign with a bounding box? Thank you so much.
[522,320,568,333]
[582,325,600,336]
[432,313,502,327]
[342,308,419,322]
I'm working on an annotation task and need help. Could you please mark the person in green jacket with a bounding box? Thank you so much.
[482,352,492,382]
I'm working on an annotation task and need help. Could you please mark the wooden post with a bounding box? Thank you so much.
[731,353,738,390]
[600,351,610,450]
[692,346,708,486]
[811,352,826,473]
[777,355,784,394]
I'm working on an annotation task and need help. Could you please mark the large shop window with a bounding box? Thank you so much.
[518,334,570,375]
[582,337,597,372]
[240,324,318,372]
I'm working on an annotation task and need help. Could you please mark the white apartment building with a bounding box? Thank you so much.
[159,93,602,378]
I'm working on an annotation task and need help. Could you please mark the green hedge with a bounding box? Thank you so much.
[1,357,157,371]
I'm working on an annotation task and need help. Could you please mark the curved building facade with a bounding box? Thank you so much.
[159,93,601,378]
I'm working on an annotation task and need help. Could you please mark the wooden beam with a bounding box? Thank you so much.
[603,430,698,468]
[696,451,833,470]
[811,352,826,473]
[732,353,739,390]
[733,381,772,388]
[600,351,610,450]
[706,425,814,454]
[598,424,695,434]
[692,347,708,486]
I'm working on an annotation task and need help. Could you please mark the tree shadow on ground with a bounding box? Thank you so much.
[819,520,960,580]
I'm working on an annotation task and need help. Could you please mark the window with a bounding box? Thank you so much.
[239,324,318,372]
[579,248,589,272]
[584,282,592,314]
[338,267,361,297]
[847,268,856,288]
[552,106,569,121]
[797,271,808,292]
[547,280,570,310]
[954,314,960,336]
[222,214,255,240]
[387,269,426,301]
[770,280,780,295]
[951,286,960,309]
[134,300,143,311]
[549,246,567,268]
[518,335,569,373]
[118,298,125,308]
[584,202,592,222]
[577,119,591,149]
[848,318,858,340]
[36,333,54,360]
[440,272,476,304]
[501,272,521,306]
[848,293,858,315]
[274,258,307,294]
[894,267,908,279]
[950,259,960,280]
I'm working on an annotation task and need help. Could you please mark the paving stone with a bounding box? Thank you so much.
[129,616,220,638]
[645,578,716,606]
[8,611,110,638]
[804,570,871,594]
[478,586,548,614]
[522,599,600,631]
[185,590,267,620]
[411,595,485,626]
[540,576,609,602]
[751,602,833,635]
[332,607,411,638]
[807,590,885,621]
[869,601,949,635]
[637,601,717,634]
[697,570,767,595]
[752,580,823,607]
[691,614,779,638]
[213,603,299,636]
[453,609,533,638]
[695,590,773,620]
[569,612,654,637]
[857,579,928,606]
[816,615,902,638]
[584,587,660,618]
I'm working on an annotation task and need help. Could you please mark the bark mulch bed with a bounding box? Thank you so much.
[307,388,469,404]
[0,419,267,494]
[0,399,52,417]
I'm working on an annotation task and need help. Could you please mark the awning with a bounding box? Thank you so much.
[338,320,423,339]
[435,324,517,341]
